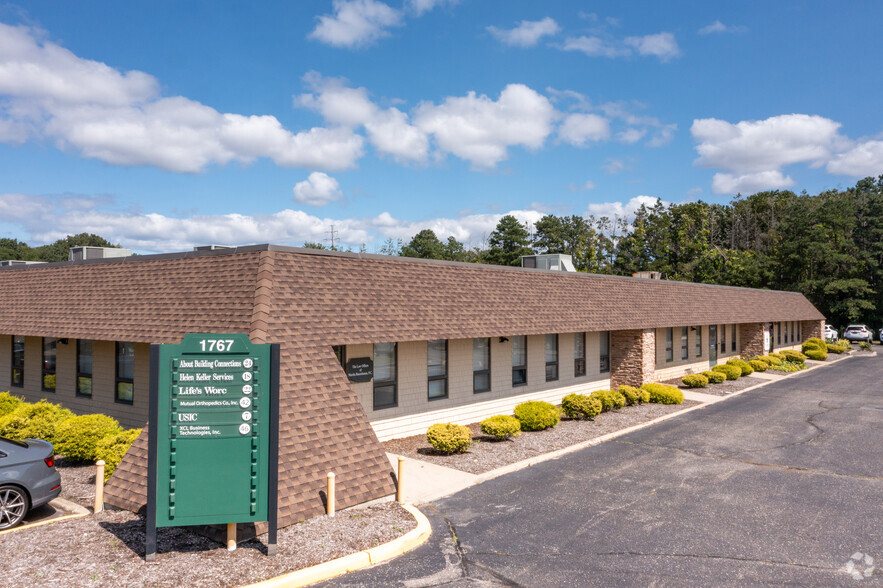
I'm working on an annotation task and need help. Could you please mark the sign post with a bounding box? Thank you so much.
[146,334,279,561]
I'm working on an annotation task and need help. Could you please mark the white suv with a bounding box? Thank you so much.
[824,324,838,340]
[843,324,873,343]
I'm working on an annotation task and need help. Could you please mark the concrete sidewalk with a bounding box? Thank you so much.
[387,453,477,504]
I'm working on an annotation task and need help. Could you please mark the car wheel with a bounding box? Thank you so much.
[0,485,29,530]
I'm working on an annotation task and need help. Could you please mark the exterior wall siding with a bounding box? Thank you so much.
[0,334,10,390]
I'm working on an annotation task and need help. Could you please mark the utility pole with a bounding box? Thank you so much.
[325,225,339,251]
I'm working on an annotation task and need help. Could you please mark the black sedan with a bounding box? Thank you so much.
[0,437,61,530]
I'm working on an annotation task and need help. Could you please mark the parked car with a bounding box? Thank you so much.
[824,324,838,340]
[843,324,873,343]
[879,327,883,343]
[0,437,61,530]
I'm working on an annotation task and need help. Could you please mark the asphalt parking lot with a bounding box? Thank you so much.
[326,352,882,587]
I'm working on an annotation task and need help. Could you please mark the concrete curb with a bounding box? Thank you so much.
[0,497,91,536]
[241,503,431,588]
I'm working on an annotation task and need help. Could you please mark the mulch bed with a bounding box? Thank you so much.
[0,501,415,587]
[56,457,98,507]
[661,374,767,396]
[383,400,701,475]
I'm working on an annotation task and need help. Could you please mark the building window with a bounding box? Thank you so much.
[427,339,448,400]
[681,327,688,360]
[790,321,795,343]
[512,335,527,387]
[373,342,397,410]
[599,331,610,373]
[545,334,559,382]
[695,326,703,357]
[11,335,24,387]
[77,340,93,397]
[473,338,491,393]
[115,342,135,404]
[574,332,586,377]
[731,323,737,351]
[42,337,56,392]
[720,325,726,353]
[777,322,781,345]
[665,328,673,362]
[332,345,346,370]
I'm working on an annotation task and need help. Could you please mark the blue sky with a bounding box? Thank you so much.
[1,1,881,253]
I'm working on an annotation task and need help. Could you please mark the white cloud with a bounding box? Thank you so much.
[711,171,795,194]
[826,140,883,176]
[308,0,403,48]
[698,21,748,35]
[487,17,560,48]
[413,84,556,168]
[646,123,677,147]
[602,158,628,174]
[561,36,629,58]
[585,195,659,220]
[617,127,646,144]
[568,180,596,192]
[407,0,456,16]
[623,32,681,61]
[293,172,344,206]
[558,113,610,146]
[0,23,365,172]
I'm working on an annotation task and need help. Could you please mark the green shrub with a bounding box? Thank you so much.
[561,394,603,420]
[618,385,649,405]
[759,355,783,366]
[804,348,828,361]
[590,389,626,412]
[681,374,709,388]
[859,341,872,351]
[701,370,726,384]
[96,428,142,481]
[513,401,560,431]
[0,400,74,444]
[0,391,23,417]
[748,359,768,372]
[712,364,742,380]
[726,358,754,376]
[802,338,827,353]
[641,383,684,404]
[835,338,850,347]
[480,415,521,440]
[54,414,122,462]
[781,350,807,364]
[426,423,473,454]
[826,344,849,354]
[768,361,807,373]
[769,352,786,361]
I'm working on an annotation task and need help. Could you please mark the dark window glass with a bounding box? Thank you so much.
[373,342,397,410]
[473,338,491,393]
[665,328,673,362]
[11,335,24,387]
[115,341,135,404]
[777,322,781,345]
[681,327,688,360]
[77,340,93,397]
[695,326,702,357]
[720,325,726,353]
[732,323,737,351]
[332,345,346,370]
[42,338,56,392]
[512,336,527,386]
[427,339,448,400]
[599,331,610,373]
[545,334,558,382]
[574,332,586,377]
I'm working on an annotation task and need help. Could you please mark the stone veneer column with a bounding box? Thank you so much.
[610,329,655,388]
[739,323,765,357]
[801,320,823,340]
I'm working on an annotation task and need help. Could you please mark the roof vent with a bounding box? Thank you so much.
[69,246,132,261]
[0,260,48,267]
[193,245,234,251]
[632,271,662,280]
[521,254,576,272]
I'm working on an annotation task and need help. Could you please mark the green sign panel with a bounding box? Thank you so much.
[146,334,279,560]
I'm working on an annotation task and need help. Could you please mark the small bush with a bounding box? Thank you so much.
[748,359,768,372]
[0,400,74,444]
[641,383,684,404]
[480,415,521,440]
[712,364,742,380]
[859,341,872,351]
[0,391,23,417]
[561,394,602,420]
[590,389,626,412]
[781,350,807,364]
[804,348,828,361]
[802,338,827,353]
[769,352,786,361]
[426,423,473,454]
[618,385,649,405]
[54,414,122,462]
[681,374,709,388]
[759,355,783,366]
[826,344,849,354]
[514,401,560,431]
[701,370,726,384]
[768,361,807,373]
[726,358,754,376]
[96,428,142,481]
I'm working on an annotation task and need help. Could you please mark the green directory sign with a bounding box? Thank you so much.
[146,334,279,561]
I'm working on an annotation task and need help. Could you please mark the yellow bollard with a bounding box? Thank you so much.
[397,456,405,503]
[94,460,105,513]
[327,472,336,517]
[227,523,237,551]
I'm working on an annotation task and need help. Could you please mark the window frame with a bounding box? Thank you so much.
[680,327,688,360]
[11,334,24,388]
[372,342,398,410]
[731,323,737,351]
[599,331,610,374]
[115,341,135,405]
[42,337,56,392]
[427,339,448,401]
[720,324,726,353]
[511,335,527,387]
[473,338,491,394]
[332,345,346,370]
[777,322,781,345]
[695,326,703,357]
[545,334,559,382]
[76,339,93,398]
[574,332,586,378]
[665,328,673,362]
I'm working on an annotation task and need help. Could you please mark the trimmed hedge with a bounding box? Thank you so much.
[641,383,684,404]
[701,370,726,384]
[748,359,768,372]
[769,352,786,361]
[0,400,74,444]
[826,344,849,354]
[561,394,602,420]
[54,414,122,462]
[0,391,23,417]
[726,358,754,376]
[480,415,521,440]
[426,423,473,454]
[804,348,828,361]
[712,364,742,380]
[590,389,626,412]
[95,428,142,481]
[514,401,560,431]
[681,374,709,388]
[781,350,807,364]
[758,355,783,366]
[618,385,649,405]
